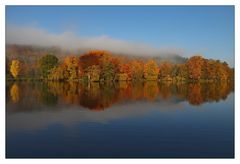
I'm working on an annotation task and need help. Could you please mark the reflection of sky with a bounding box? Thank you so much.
[6,93,234,157]
[6,98,185,133]
[7,93,234,134]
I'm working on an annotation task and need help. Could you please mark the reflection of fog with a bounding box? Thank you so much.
[7,99,184,133]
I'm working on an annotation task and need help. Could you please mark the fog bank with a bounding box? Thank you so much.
[6,25,184,56]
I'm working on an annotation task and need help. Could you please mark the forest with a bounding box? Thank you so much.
[6,45,234,83]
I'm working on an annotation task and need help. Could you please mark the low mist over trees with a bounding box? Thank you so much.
[6,45,234,82]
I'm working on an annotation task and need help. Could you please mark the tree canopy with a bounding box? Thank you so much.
[38,54,58,78]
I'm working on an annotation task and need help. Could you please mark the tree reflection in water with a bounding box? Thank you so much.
[10,83,20,103]
[7,81,234,111]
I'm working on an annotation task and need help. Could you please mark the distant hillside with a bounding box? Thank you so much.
[6,44,68,62]
[122,54,188,64]
[6,44,188,64]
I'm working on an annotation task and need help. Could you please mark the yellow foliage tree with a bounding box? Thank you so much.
[48,65,67,81]
[10,60,21,78]
[144,59,159,80]
[131,60,144,80]
[86,65,101,82]
[64,56,79,80]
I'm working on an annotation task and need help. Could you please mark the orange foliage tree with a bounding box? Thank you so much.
[118,62,132,80]
[159,61,174,78]
[79,50,110,70]
[186,56,204,80]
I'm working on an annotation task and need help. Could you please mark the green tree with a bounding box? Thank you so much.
[38,54,58,78]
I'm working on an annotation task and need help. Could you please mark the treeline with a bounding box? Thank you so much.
[7,50,234,82]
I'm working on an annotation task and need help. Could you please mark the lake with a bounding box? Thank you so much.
[6,81,234,158]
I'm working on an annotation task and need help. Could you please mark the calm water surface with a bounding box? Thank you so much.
[6,81,234,158]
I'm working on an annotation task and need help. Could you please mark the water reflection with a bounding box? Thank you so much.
[10,83,20,103]
[6,81,234,158]
[7,81,234,112]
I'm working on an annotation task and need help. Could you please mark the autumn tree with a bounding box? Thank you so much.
[99,53,116,81]
[221,61,231,80]
[197,59,232,81]
[131,60,144,80]
[203,59,216,80]
[159,61,174,78]
[171,63,188,79]
[64,56,79,80]
[79,50,110,70]
[20,61,33,78]
[144,59,159,80]
[86,65,101,82]
[111,56,122,72]
[116,62,132,81]
[48,65,68,81]
[214,60,229,81]
[38,54,58,78]
[10,59,21,78]
[186,56,204,80]
[171,65,179,78]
